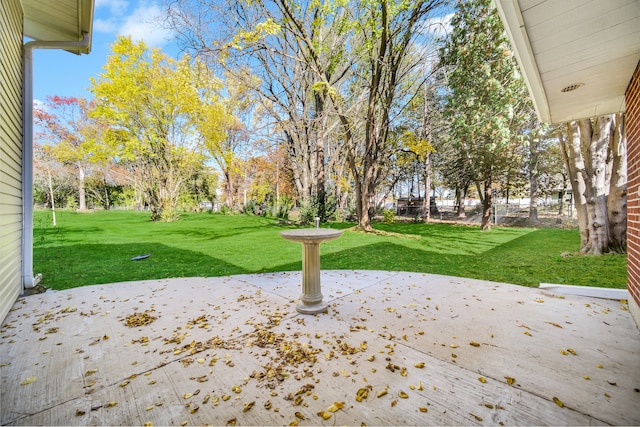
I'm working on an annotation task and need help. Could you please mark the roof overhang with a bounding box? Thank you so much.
[494,0,640,124]
[21,0,94,54]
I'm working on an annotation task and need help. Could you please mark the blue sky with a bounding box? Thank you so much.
[33,1,453,104]
[33,0,179,103]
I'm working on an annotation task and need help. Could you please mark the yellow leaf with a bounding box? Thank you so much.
[317,410,332,420]
[478,376,487,383]
[469,341,480,347]
[583,375,590,380]
[243,401,255,412]
[120,381,129,387]
[289,420,299,426]
[294,412,305,420]
[505,376,515,385]
[398,391,409,399]
[183,393,193,399]
[85,369,98,377]
[356,387,369,402]
[450,344,459,348]
[524,331,532,336]
[596,364,603,369]
[327,402,344,412]
[20,376,37,385]
[553,397,564,407]
[377,389,388,398]
[419,407,428,413]
[143,423,153,426]
[104,402,117,408]
[560,349,569,355]
[414,362,425,368]
[567,348,577,355]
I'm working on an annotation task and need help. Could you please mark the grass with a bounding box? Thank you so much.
[33,209,627,290]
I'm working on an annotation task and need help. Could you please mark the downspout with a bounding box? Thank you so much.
[22,32,91,289]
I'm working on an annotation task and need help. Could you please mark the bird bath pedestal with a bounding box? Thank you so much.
[280,227,342,314]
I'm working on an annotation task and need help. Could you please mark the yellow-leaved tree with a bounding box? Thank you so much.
[91,36,227,221]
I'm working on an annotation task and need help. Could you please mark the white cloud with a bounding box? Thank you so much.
[95,0,129,15]
[422,12,454,39]
[93,18,117,33]
[117,4,173,47]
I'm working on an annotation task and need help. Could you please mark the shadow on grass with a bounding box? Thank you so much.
[35,243,249,290]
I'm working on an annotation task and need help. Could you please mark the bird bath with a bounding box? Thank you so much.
[280,226,342,314]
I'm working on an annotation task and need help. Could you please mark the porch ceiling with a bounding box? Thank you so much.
[495,0,640,123]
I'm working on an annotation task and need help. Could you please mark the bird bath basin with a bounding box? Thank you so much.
[280,227,342,314]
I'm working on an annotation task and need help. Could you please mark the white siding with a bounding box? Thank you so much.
[0,0,23,322]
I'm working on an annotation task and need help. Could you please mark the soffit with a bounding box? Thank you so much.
[496,0,640,123]
[21,0,94,54]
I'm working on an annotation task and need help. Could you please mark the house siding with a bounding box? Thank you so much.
[626,61,640,330]
[0,0,23,322]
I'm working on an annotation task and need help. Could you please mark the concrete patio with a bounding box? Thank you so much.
[1,270,639,426]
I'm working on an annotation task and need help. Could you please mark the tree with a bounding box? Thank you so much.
[33,96,109,211]
[91,36,227,221]
[559,114,626,254]
[327,0,447,230]
[439,0,534,230]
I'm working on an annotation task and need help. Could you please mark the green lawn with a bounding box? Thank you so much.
[33,210,627,290]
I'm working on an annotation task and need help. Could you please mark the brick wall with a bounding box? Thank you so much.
[626,61,640,329]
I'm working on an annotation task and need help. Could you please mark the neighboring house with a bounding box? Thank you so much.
[0,0,94,322]
[495,0,640,329]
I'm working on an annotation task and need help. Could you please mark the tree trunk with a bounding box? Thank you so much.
[456,183,467,218]
[528,132,539,222]
[78,165,87,211]
[47,168,57,227]
[480,179,492,231]
[562,114,626,255]
[608,113,627,252]
[579,117,612,255]
[422,152,431,222]
[561,123,589,249]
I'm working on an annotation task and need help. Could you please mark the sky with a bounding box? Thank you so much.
[32,0,453,104]
[33,0,178,103]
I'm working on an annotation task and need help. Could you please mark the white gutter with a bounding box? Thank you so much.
[22,32,91,289]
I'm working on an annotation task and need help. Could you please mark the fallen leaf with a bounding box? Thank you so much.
[478,376,487,383]
[243,401,255,412]
[377,388,388,398]
[75,409,86,416]
[356,387,369,402]
[294,411,305,420]
[553,397,564,407]
[505,377,515,385]
[567,348,577,355]
[20,376,37,385]
[327,402,344,412]
[104,402,118,408]
[398,391,409,399]
[469,341,480,347]
[85,369,98,377]
[583,375,590,380]
[414,362,425,368]
[317,410,332,420]
[419,407,428,413]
